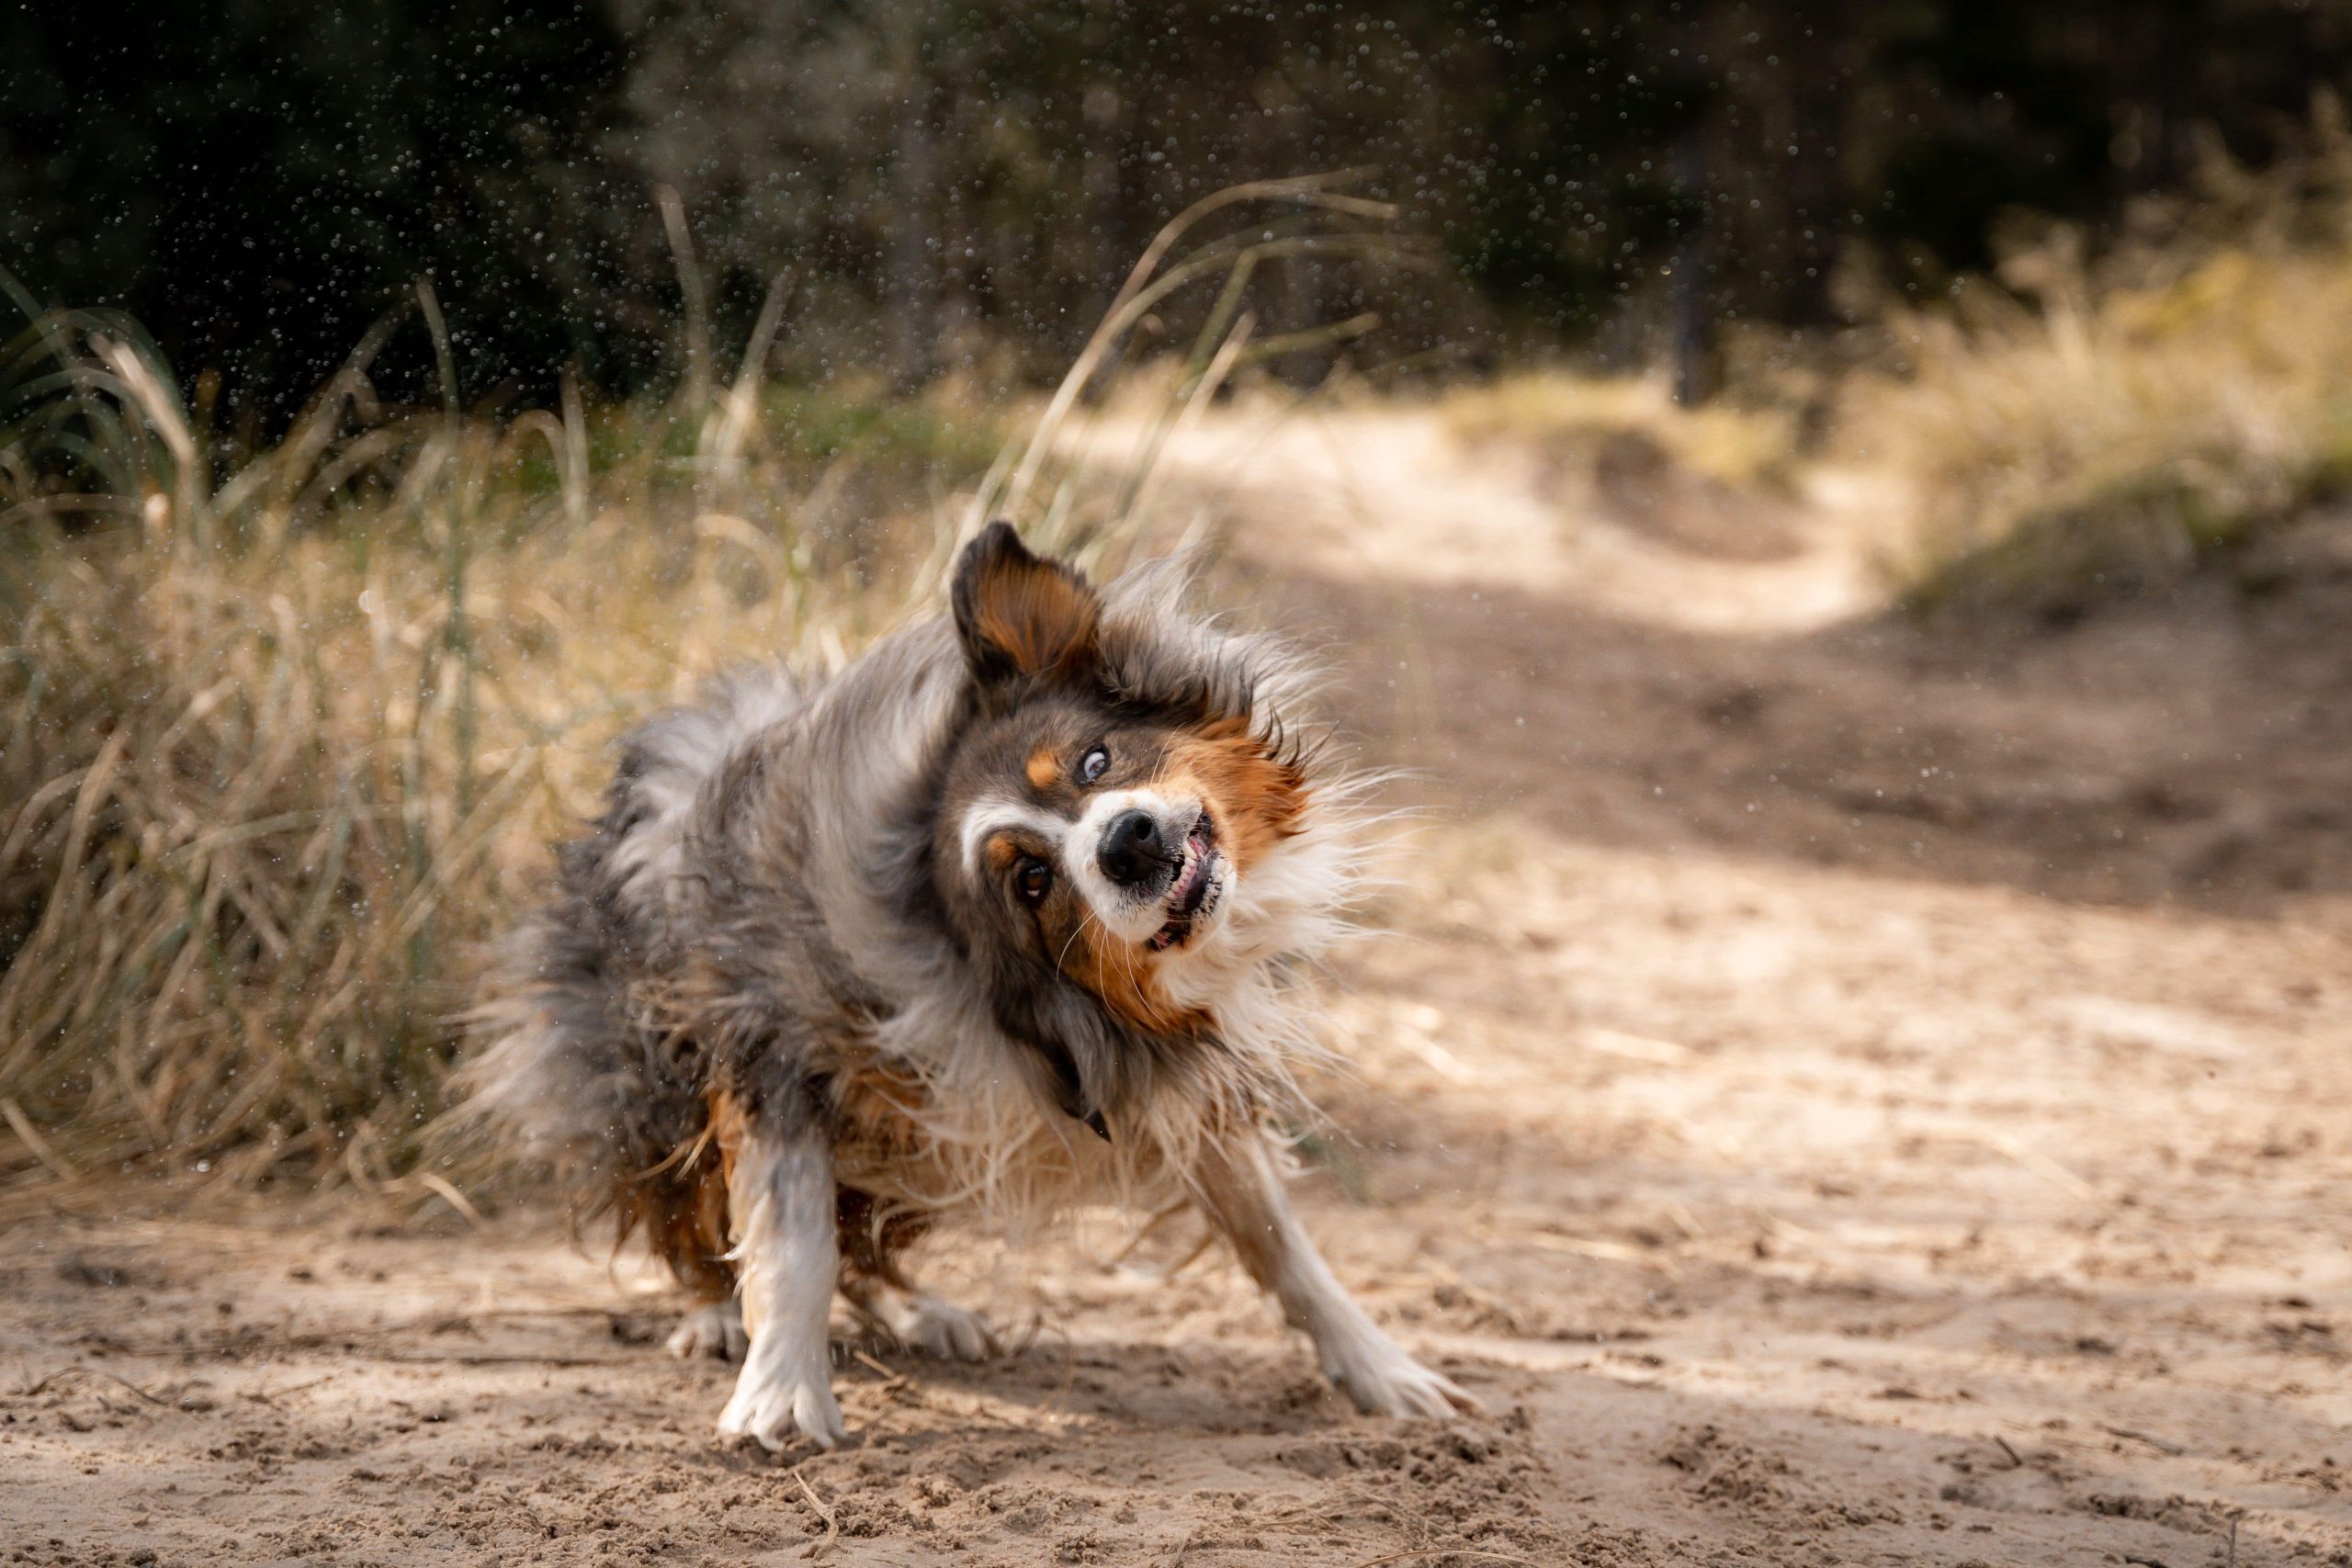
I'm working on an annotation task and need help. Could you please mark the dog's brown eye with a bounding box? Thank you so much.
[1016,859,1054,904]
[1079,745,1110,784]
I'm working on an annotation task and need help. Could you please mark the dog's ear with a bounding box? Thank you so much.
[951,521,1100,686]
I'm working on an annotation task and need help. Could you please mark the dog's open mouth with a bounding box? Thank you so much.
[1147,816,1223,952]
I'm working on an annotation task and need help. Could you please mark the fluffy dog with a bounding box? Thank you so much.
[463,523,1476,1449]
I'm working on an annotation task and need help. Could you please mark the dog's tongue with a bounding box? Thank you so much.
[1170,829,1215,915]
[1148,828,1218,951]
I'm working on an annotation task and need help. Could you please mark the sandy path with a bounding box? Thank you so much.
[5,406,2350,1566]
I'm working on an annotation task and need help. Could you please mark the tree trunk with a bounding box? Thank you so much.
[888,82,937,394]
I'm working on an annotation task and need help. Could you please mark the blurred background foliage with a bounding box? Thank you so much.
[10,0,2352,422]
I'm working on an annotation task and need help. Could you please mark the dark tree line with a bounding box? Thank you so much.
[6,0,2350,420]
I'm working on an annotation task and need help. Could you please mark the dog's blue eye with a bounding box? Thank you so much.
[1016,859,1054,904]
[1079,746,1110,784]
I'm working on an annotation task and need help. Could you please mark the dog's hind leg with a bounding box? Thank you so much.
[642,1145,748,1361]
[836,1190,997,1361]
[847,1279,999,1361]
[666,1299,747,1360]
[709,1086,846,1450]
[1191,1132,1482,1420]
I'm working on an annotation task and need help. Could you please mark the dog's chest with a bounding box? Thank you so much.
[823,1055,1131,1223]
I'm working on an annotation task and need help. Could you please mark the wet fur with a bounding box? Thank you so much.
[466,534,1358,1256]
[459,524,1467,1442]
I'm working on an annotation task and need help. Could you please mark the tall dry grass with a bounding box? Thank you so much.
[0,175,1399,1216]
[1838,106,2352,615]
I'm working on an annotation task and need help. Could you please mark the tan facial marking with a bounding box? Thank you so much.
[1069,919,1211,1035]
[1160,718,1307,873]
[1024,747,1060,791]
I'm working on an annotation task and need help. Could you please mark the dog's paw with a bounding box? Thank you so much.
[1324,1337,1485,1420]
[666,1300,747,1362]
[716,1338,844,1451]
[875,1292,998,1361]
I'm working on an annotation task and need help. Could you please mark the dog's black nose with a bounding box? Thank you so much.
[1097,809,1166,886]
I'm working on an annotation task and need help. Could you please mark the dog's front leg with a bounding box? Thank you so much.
[713,1094,845,1450]
[1192,1132,1481,1419]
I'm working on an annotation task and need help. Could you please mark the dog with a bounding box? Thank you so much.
[462,522,1477,1450]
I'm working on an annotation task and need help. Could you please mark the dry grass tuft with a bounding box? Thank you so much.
[0,175,1395,1210]
[1842,105,2352,617]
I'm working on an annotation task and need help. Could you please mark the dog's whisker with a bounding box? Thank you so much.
[1053,907,1098,981]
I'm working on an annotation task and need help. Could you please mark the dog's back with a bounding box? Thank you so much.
[462,664,816,1284]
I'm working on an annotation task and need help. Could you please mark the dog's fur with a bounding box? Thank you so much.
[461,523,1475,1449]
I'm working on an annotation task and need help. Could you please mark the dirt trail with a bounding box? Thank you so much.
[6,406,2352,1567]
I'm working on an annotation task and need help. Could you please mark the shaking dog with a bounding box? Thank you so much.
[463,523,1476,1449]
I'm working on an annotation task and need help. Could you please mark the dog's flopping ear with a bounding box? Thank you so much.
[951,521,1100,686]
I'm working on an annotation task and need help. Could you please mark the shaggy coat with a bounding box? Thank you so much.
[463,523,1476,1449]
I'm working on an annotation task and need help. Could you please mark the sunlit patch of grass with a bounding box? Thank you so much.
[553,389,1001,492]
[1435,369,1810,562]
[1439,368,1805,495]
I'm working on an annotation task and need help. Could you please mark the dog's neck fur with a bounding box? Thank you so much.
[724,585,1367,1223]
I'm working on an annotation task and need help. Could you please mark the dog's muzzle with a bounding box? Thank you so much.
[1090,801,1227,952]
[1096,807,1173,889]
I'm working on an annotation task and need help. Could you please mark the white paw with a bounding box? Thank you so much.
[666,1300,747,1362]
[883,1293,998,1362]
[716,1337,844,1451]
[1324,1337,1485,1419]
